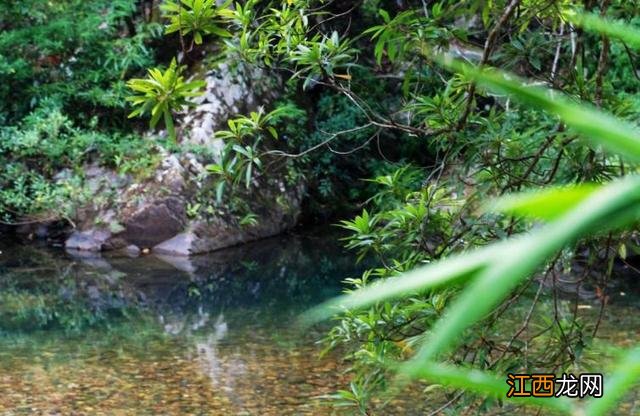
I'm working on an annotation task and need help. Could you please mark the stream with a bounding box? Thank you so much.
[0,230,363,415]
[0,229,639,415]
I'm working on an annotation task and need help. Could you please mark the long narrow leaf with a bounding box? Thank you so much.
[566,12,640,50]
[585,346,640,416]
[302,243,501,324]
[413,362,575,414]
[403,175,640,367]
[442,57,640,160]
[487,184,600,221]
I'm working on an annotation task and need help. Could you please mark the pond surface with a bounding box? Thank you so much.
[0,230,369,415]
[1,230,639,415]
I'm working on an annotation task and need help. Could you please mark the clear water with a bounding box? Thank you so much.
[1,230,639,415]
[0,230,365,415]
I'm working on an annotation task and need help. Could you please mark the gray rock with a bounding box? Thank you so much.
[156,154,185,192]
[84,164,104,178]
[177,62,280,151]
[53,169,73,182]
[153,232,195,256]
[152,180,305,256]
[65,229,111,251]
[152,226,247,257]
[120,197,187,249]
[124,244,141,257]
[38,61,301,255]
[183,153,206,176]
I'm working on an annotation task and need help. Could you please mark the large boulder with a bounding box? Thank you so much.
[62,154,188,252]
[178,62,280,153]
[63,151,303,255]
[53,62,299,255]
[119,196,187,249]
[65,229,111,252]
[154,180,304,256]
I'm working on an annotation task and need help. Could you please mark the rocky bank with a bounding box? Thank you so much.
[17,63,303,256]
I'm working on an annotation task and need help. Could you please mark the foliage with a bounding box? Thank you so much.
[304,8,640,416]
[5,0,640,413]
[126,58,205,141]
[186,0,640,413]
[289,30,358,90]
[299,89,416,218]
[0,104,160,223]
[0,0,162,127]
[161,0,232,45]
[133,4,640,411]
[205,104,304,202]
[0,0,167,222]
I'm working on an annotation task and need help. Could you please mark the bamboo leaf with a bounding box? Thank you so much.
[584,347,640,416]
[487,184,601,221]
[413,362,575,414]
[441,58,640,160]
[403,175,640,368]
[302,244,497,324]
[566,12,640,50]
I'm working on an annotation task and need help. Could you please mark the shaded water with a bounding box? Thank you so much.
[0,230,363,415]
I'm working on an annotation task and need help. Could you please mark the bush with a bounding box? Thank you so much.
[0,104,160,223]
[0,0,161,128]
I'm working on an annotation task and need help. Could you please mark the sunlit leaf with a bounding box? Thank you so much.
[585,347,640,416]
[566,11,640,50]
[413,362,575,413]
[403,175,640,367]
[302,244,497,324]
[487,184,601,221]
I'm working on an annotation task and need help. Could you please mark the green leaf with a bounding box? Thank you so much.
[150,107,162,127]
[584,346,640,416]
[215,181,225,203]
[208,26,232,38]
[441,58,640,160]
[379,9,390,23]
[245,163,252,188]
[194,31,203,44]
[403,175,640,369]
[487,184,601,221]
[126,58,203,135]
[412,362,575,414]
[566,11,640,50]
[305,175,640,401]
[206,164,224,174]
[302,243,496,324]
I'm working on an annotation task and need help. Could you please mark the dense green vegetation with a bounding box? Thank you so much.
[0,0,164,223]
[3,0,640,414]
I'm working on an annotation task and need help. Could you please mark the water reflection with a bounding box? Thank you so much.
[191,313,230,388]
[2,232,638,414]
[0,230,363,414]
[0,229,357,330]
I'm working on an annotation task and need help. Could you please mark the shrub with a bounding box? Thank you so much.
[126,58,205,141]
